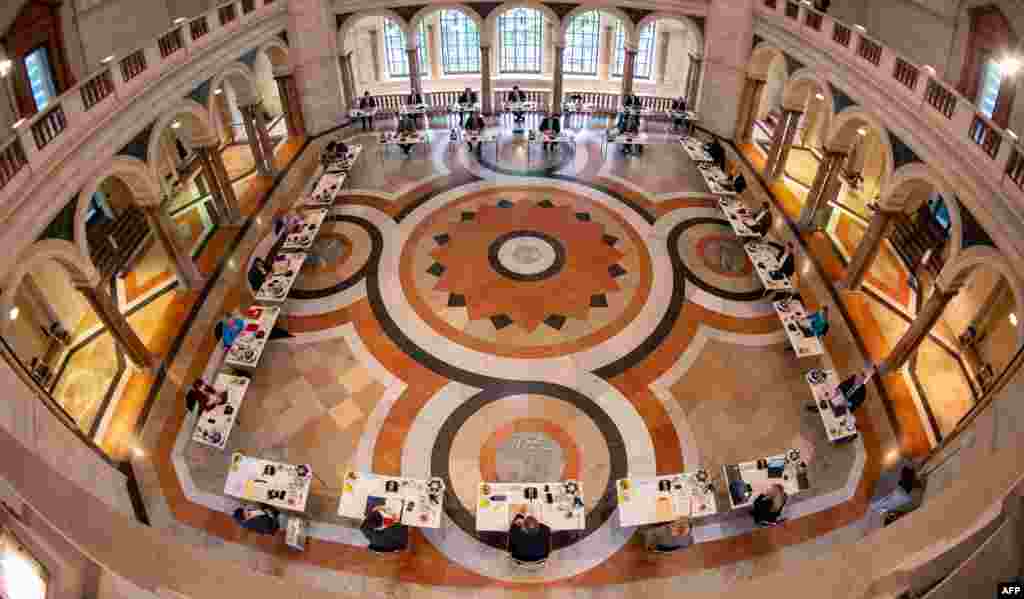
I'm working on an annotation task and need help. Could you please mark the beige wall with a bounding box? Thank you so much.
[6,291,50,366]
[28,265,87,333]
[253,52,283,118]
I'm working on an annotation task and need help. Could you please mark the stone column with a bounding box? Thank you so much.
[368,29,382,82]
[620,47,638,98]
[480,45,493,115]
[406,48,423,96]
[252,104,277,175]
[845,136,866,179]
[288,0,347,135]
[844,208,899,290]
[240,104,271,177]
[214,93,235,143]
[764,109,803,181]
[427,24,442,80]
[77,284,157,370]
[657,31,671,84]
[687,54,703,106]
[598,25,614,81]
[276,73,306,136]
[338,53,356,109]
[798,149,847,231]
[881,281,961,374]
[195,146,241,225]
[552,45,565,113]
[141,205,204,291]
[22,275,67,333]
[544,23,556,75]
[734,77,765,145]
[700,0,755,138]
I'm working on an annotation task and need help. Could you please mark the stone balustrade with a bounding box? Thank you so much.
[0,0,284,213]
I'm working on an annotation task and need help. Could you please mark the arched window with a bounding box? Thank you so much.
[498,8,543,74]
[383,19,429,78]
[976,55,1003,119]
[440,10,481,74]
[563,11,600,76]
[612,22,656,79]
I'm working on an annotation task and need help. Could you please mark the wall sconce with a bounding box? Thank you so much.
[0,60,11,79]
[856,127,868,136]
[1000,57,1021,77]
[815,93,825,101]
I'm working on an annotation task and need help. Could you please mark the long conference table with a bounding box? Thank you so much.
[476,481,586,532]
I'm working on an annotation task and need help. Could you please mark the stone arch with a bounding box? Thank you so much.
[74,156,162,261]
[207,62,261,141]
[484,2,562,46]
[258,38,291,74]
[0,240,100,336]
[781,68,834,150]
[338,9,411,55]
[936,245,1024,346]
[880,162,964,263]
[824,106,896,190]
[560,5,635,48]
[146,99,218,179]
[409,4,485,44]
[634,12,704,51]
[748,42,788,80]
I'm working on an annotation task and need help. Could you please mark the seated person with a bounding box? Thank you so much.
[458,87,478,107]
[643,517,694,553]
[771,242,795,279]
[705,137,726,170]
[248,256,270,292]
[807,367,874,413]
[407,91,424,106]
[396,114,418,155]
[799,305,830,339]
[28,357,51,385]
[622,94,641,109]
[733,173,747,196]
[670,96,688,131]
[216,312,245,349]
[357,92,376,131]
[463,111,486,151]
[567,93,584,107]
[751,484,787,526]
[538,113,561,151]
[748,202,773,237]
[508,514,551,564]
[185,378,227,416]
[507,86,527,121]
[615,112,642,155]
[233,504,280,535]
[360,506,409,553]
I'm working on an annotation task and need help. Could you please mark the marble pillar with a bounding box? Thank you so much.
[657,31,671,84]
[427,24,442,80]
[368,29,382,82]
[253,104,276,175]
[700,0,755,138]
[240,104,271,177]
[274,74,304,137]
[195,146,240,225]
[764,109,803,181]
[481,45,493,115]
[339,53,356,109]
[141,205,203,291]
[734,77,765,146]
[545,23,556,76]
[621,48,638,97]
[844,208,899,290]
[406,48,423,96]
[598,26,614,81]
[77,285,157,370]
[288,0,346,135]
[882,281,961,374]
[798,150,847,231]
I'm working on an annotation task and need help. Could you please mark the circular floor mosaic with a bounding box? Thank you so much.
[400,186,653,357]
[672,218,765,301]
[290,217,373,298]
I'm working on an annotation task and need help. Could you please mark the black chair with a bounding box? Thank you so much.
[507,524,552,569]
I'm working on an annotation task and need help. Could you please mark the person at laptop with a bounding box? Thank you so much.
[360,505,409,553]
[508,86,528,122]
[751,484,787,526]
[807,367,875,414]
[508,514,551,564]
[671,96,688,131]
[357,91,376,130]
[622,94,642,109]
[643,517,694,553]
[538,112,561,152]
[463,111,486,152]
[798,305,830,339]
[705,137,726,170]
[407,91,424,106]
[233,504,280,535]
[458,87,478,106]
[772,242,796,280]
[615,112,642,155]
[396,114,418,155]
[748,202,773,237]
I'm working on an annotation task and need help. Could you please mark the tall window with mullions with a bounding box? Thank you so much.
[563,12,600,76]
[499,8,543,74]
[440,10,481,74]
[383,19,429,78]
[612,22,656,79]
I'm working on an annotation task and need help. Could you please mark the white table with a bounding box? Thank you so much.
[745,241,795,291]
[378,131,431,157]
[254,251,306,303]
[722,450,808,509]
[399,104,428,116]
[774,297,825,357]
[224,453,313,512]
[668,110,698,122]
[720,199,761,237]
[562,102,596,113]
[806,368,860,442]
[338,471,446,529]
[620,106,654,117]
[191,373,250,450]
[505,101,538,113]
[450,102,481,113]
[223,305,281,369]
[681,138,714,162]
[616,472,717,526]
[698,163,738,196]
[476,481,586,533]
[281,208,328,251]
[350,108,378,119]
[525,132,576,165]
[306,146,361,207]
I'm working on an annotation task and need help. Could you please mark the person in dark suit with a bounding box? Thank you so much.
[508,85,527,122]
[396,114,418,155]
[408,91,424,106]
[233,504,280,535]
[458,87,477,106]
[706,137,726,170]
[751,484,787,526]
[248,257,270,292]
[538,113,561,151]
[622,94,641,109]
[357,92,376,130]
[615,111,642,155]
[360,507,409,553]
[508,515,551,564]
[807,367,874,414]
[749,201,773,237]
[464,111,486,152]
[772,242,795,279]
[671,96,689,132]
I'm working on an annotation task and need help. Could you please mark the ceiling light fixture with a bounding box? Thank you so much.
[856,127,868,136]
[214,88,223,95]
[853,24,866,33]
[1011,313,1018,326]
[0,59,11,78]
[8,307,18,321]
[101,55,115,64]
[1001,57,1021,77]
[173,17,186,25]
[815,93,824,101]
[171,121,182,129]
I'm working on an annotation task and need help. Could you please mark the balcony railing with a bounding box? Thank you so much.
[757,0,1024,220]
[0,0,284,200]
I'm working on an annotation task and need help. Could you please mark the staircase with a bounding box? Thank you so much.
[888,204,948,281]
[86,207,152,279]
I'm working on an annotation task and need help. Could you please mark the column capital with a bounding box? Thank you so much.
[272,66,294,79]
